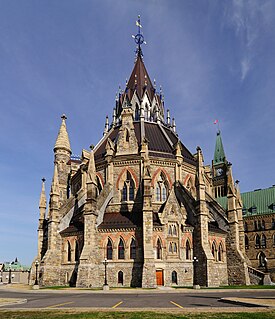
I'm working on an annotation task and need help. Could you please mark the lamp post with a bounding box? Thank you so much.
[193,256,200,289]
[34,260,39,286]
[103,258,109,290]
[8,268,12,284]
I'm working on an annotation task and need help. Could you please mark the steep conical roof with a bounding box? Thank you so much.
[213,130,226,165]
[126,54,155,102]
[54,115,71,154]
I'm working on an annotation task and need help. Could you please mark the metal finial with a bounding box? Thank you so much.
[133,15,146,57]
[61,114,67,121]
[42,177,46,183]
[90,144,94,150]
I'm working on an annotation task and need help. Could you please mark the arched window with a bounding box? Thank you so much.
[135,104,139,120]
[118,238,125,260]
[156,184,161,201]
[261,234,266,248]
[173,225,177,236]
[168,225,172,236]
[96,176,103,196]
[244,222,248,232]
[169,242,173,253]
[144,104,149,121]
[125,129,130,142]
[107,238,113,260]
[156,238,162,259]
[118,271,124,285]
[130,238,136,259]
[245,235,249,249]
[121,171,135,202]
[258,220,261,230]
[75,241,79,262]
[67,241,71,262]
[218,243,223,262]
[172,271,178,284]
[258,252,266,268]
[254,221,258,231]
[173,243,177,253]
[155,173,168,202]
[255,234,260,248]
[262,220,265,230]
[186,240,191,260]
[272,219,275,230]
[211,242,217,261]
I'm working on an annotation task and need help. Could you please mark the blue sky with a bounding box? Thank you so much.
[0,0,274,265]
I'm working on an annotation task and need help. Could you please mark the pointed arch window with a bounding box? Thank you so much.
[75,241,79,262]
[155,173,168,202]
[173,225,177,236]
[273,234,275,247]
[107,238,113,260]
[125,129,130,142]
[144,104,149,121]
[67,241,71,262]
[169,242,173,253]
[121,171,135,202]
[130,238,136,259]
[259,252,267,268]
[245,235,249,249]
[186,240,191,260]
[173,243,177,253]
[172,271,178,284]
[218,243,223,262]
[211,242,217,261]
[261,234,266,248]
[118,238,125,260]
[118,271,124,285]
[96,176,103,195]
[244,222,248,232]
[135,104,139,120]
[168,225,172,236]
[262,220,265,230]
[272,219,275,230]
[255,234,260,248]
[156,238,162,259]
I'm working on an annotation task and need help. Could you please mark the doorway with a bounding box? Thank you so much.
[156,269,164,286]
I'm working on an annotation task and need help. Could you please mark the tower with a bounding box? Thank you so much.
[212,130,228,198]
[54,114,72,203]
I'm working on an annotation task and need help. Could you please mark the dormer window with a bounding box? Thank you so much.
[251,206,257,214]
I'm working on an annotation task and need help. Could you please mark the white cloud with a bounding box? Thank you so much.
[224,0,272,81]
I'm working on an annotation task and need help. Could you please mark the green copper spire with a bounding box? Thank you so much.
[213,130,226,165]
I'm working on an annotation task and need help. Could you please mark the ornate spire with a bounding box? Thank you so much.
[54,114,71,154]
[39,178,47,209]
[132,15,146,58]
[213,130,226,165]
[50,164,60,196]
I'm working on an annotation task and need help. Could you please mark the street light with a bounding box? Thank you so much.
[193,256,200,289]
[103,258,108,286]
[34,260,39,285]
[8,268,12,284]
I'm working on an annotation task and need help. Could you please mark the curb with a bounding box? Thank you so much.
[219,298,271,308]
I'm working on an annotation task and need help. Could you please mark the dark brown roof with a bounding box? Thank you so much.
[94,121,196,164]
[60,223,84,235]
[98,212,142,229]
[208,221,227,235]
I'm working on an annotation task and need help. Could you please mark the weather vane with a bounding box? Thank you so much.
[132,15,146,57]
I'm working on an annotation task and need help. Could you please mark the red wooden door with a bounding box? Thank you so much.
[156,270,164,286]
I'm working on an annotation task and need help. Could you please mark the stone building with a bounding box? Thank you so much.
[33,21,250,288]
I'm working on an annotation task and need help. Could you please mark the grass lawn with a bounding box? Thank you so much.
[0,311,275,319]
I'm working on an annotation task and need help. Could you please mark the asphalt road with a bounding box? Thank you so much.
[1,290,275,309]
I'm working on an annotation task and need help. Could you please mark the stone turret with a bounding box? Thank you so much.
[54,115,72,203]
[194,146,213,286]
[226,164,250,285]
[38,178,47,259]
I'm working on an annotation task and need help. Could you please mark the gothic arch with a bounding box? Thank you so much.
[116,167,138,190]
[106,237,114,260]
[156,237,163,260]
[152,168,172,189]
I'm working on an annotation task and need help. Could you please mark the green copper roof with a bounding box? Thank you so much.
[216,186,275,216]
[213,130,226,165]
